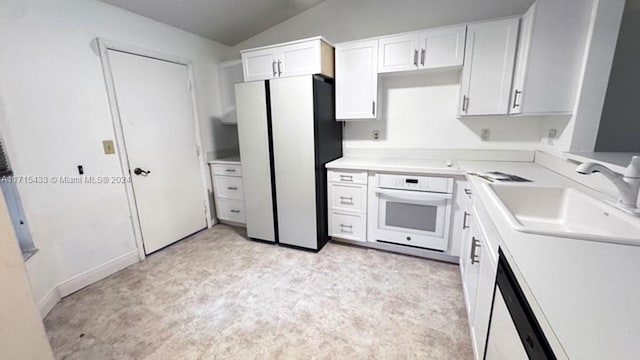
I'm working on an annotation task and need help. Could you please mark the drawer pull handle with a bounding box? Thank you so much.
[225,169,236,173]
[230,209,240,214]
[227,186,238,190]
[462,211,470,230]
[339,196,353,204]
[339,224,353,233]
[470,237,481,265]
[339,175,353,182]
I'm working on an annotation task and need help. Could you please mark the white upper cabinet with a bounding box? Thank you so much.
[459,18,519,116]
[335,39,379,120]
[510,0,592,115]
[420,26,466,69]
[378,26,467,73]
[242,49,279,82]
[378,34,420,73]
[241,37,334,82]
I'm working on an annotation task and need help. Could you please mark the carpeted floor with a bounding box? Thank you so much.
[44,224,473,359]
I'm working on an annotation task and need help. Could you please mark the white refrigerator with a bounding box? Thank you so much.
[235,75,343,251]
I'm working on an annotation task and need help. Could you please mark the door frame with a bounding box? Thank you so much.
[97,38,212,260]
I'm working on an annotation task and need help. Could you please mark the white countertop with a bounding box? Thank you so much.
[459,161,640,360]
[208,155,241,165]
[326,157,465,176]
[328,155,640,359]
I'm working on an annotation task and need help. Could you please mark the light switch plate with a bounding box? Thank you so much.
[103,140,115,155]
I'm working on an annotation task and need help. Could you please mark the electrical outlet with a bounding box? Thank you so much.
[547,128,557,145]
[103,140,115,155]
[372,130,380,141]
[481,128,490,141]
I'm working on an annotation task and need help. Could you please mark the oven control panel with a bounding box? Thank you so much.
[377,174,453,194]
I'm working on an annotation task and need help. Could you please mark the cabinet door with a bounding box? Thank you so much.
[510,4,535,115]
[335,40,379,120]
[242,49,278,82]
[459,18,519,116]
[378,34,420,73]
[279,41,321,78]
[458,206,473,276]
[419,26,466,69]
[471,242,498,359]
[462,214,481,319]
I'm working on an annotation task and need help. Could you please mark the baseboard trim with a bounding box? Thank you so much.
[38,287,60,319]
[56,250,139,298]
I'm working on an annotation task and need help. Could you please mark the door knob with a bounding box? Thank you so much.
[133,167,151,176]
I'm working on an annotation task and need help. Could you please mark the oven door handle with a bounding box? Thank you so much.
[374,188,452,204]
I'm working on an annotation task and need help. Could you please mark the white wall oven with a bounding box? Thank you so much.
[370,173,453,251]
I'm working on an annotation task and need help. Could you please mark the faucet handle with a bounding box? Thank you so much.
[625,156,640,179]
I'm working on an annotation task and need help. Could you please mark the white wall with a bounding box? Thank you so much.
[344,72,542,150]
[0,191,53,360]
[0,0,234,311]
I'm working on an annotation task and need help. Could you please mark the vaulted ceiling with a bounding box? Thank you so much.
[98,0,326,46]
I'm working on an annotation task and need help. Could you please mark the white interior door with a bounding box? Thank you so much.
[108,50,206,254]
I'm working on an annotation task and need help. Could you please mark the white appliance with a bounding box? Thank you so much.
[235,75,343,251]
[371,173,453,251]
[485,250,556,359]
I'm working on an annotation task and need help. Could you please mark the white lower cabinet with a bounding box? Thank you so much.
[209,159,246,225]
[471,239,498,359]
[328,170,367,242]
[461,196,500,360]
[215,198,246,224]
[330,211,366,242]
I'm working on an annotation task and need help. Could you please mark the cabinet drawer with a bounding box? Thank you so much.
[213,176,244,200]
[216,199,246,223]
[329,183,367,212]
[330,211,366,242]
[328,170,368,185]
[211,164,242,177]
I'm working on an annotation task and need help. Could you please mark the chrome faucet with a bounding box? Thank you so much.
[576,156,640,210]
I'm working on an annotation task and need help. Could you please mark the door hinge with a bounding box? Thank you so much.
[196,146,201,156]
[187,80,192,91]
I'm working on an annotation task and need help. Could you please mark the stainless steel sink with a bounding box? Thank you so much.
[485,183,640,246]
